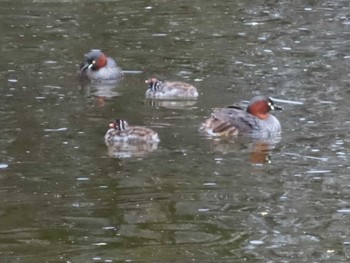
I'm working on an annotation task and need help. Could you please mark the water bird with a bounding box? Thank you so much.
[105,119,160,146]
[200,95,282,137]
[80,50,123,84]
[145,77,199,99]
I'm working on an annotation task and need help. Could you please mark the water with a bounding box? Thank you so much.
[1,0,350,262]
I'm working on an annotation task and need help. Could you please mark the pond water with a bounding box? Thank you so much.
[1,0,350,262]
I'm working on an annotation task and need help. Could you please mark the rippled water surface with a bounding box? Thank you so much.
[1,0,350,262]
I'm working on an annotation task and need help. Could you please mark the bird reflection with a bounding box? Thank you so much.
[80,82,123,108]
[249,141,272,164]
[207,136,280,164]
[145,99,197,109]
[106,142,159,158]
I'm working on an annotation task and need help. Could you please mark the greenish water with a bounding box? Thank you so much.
[1,1,350,262]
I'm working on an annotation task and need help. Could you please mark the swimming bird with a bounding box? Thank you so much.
[105,119,160,146]
[200,96,282,138]
[80,50,122,84]
[145,77,199,99]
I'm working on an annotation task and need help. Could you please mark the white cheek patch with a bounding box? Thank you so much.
[88,60,96,69]
[268,101,274,110]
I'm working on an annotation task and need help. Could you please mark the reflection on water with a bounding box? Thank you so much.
[249,141,274,164]
[145,98,198,109]
[203,135,280,165]
[81,83,123,99]
[80,82,123,108]
[106,141,159,158]
[1,0,350,262]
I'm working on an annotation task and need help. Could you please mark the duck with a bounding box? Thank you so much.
[80,50,123,84]
[200,96,282,137]
[105,119,160,146]
[145,77,199,99]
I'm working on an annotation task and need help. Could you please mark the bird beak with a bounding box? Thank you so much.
[272,105,283,111]
[80,62,90,72]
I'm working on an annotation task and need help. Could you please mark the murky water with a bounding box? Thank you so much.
[1,0,350,262]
